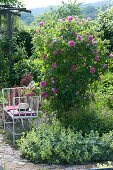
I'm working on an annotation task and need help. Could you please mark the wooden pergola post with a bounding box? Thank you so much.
[0,4,31,37]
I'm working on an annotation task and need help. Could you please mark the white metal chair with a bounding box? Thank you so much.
[2,87,41,144]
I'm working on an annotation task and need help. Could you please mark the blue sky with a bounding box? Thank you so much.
[20,0,104,9]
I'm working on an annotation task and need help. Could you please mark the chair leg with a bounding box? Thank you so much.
[3,110,6,130]
[13,119,15,144]
[21,119,25,131]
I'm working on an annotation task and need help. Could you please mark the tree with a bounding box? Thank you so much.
[0,0,23,7]
[97,6,113,51]
[32,0,82,25]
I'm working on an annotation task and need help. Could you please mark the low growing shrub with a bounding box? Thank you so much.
[18,119,113,164]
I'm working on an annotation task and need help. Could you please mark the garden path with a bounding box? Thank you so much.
[0,133,99,170]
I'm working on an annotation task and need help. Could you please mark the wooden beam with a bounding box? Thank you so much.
[0,8,31,13]
[0,15,1,31]
[0,11,21,16]
[0,5,11,8]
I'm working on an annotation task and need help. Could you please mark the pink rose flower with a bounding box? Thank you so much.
[52,88,57,94]
[83,23,86,25]
[39,22,44,26]
[76,21,79,24]
[86,32,90,35]
[99,76,102,81]
[81,19,84,22]
[68,41,75,46]
[46,41,49,44]
[41,92,45,96]
[40,81,46,87]
[58,19,62,22]
[103,64,107,69]
[51,78,54,81]
[52,63,56,68]
[110,54,113,58]
[70,65,76,71]
[43,55,46,59]
[90,67,95,74]
[36,30,39,33]
[87,17,91,20]
[52,80,55,84]
[53,51,57,55]
[73,31,76,35]
[58,49,63,53]
[92,49,95,53]
[68,16,73,21]
[44,93,48,99]
[77,35,82,40]
[75,91,78,95]
[88,35,93,41]
[83,97,86,100]
[95,56,99,62]
[53,40,56,43]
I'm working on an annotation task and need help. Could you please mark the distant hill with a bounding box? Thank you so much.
[19,0,112,25]
[30,5,58,16]
[30,0,112,16]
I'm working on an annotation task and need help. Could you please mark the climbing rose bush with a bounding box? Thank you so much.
[32,16,112,112]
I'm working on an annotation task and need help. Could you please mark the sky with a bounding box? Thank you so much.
[20,0,104,9]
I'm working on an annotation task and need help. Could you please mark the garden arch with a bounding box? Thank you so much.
[0,4,31,37]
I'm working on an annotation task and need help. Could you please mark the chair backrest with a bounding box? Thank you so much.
[2,87,24,107]
[12,96,40,118]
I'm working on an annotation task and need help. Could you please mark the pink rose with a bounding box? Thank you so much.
[81,19,84,22]
[88,35,93,41]
[103,64,107,69]
[52,63,56,68]
[86,32,90,35]
[99,76,102,81]
[36,30,39,33]
[70,65,76,71]
[68,41,75,46]
[77,35,82,40]
[75,91,78,95]
[95,56,99,62]
[90,67,95,74]
[53,51,57,55]
[41,92,45,96]
[51,78,54,81]
[68,16,73,21]
[87,17,91,20]
[43,55,46,59]
[53,40,56,43]
[110,54,113,58]
[83,97,86,100]
[58,49,63,53]
[39,22,44,26]
[44,93,48,99]
[52,88,57,94]
[40,81,46,87]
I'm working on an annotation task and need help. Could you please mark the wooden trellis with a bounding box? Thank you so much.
[0,4,31,37]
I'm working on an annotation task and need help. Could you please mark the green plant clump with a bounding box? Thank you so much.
[18,119,113,164]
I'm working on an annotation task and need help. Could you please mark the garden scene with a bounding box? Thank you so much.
[0,0,113,169]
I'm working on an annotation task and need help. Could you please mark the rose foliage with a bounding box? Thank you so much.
[32,17,112,113]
